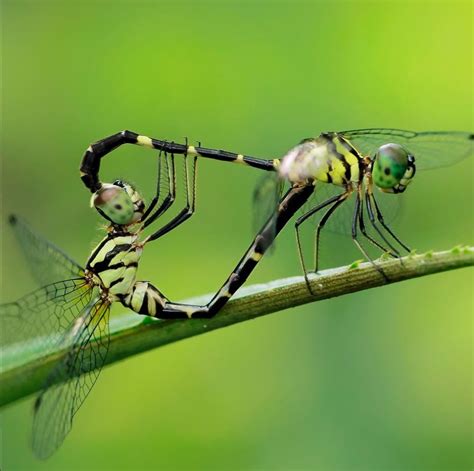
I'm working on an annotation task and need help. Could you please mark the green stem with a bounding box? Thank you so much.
[1,246,472,408]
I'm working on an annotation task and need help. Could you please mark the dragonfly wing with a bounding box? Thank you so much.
[0,279,96,354]
[299,183,354,235]
[300,183,402,235]
[8,215,84,286]
[252,172,283,253]
[340,129,473,170]
[31,299,110,459]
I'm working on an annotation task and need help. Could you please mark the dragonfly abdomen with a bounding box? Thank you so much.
[122,281,167,316]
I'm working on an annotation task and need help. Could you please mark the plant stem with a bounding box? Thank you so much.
[1,246,472,408]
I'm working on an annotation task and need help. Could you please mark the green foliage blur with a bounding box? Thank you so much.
[1,1,472,469]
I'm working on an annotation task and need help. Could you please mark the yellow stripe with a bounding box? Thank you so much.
[328,158,346,185]
[109,267,137,294]
[188,145,198,156]
[317,172,329,183]
[344,152,359,167]
[147,290,157,316]
[150,289,165,308]
[334,137,359,167]
[91,235,134,266]
[349,163,360,183]
[137,135,153,148]
[236,154,246,164]
[90,240,116,265]
[100,266,123,287]
[131,283,147,312]
[112,235,134,246]
[183,306,197,318]
[109,249,140,266]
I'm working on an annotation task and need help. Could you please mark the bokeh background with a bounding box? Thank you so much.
[1,1,472,470]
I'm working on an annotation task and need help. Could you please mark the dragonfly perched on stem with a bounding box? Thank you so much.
[82,128,473,292]
[1,128,471,458]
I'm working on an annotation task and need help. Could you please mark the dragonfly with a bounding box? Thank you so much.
[1,147,287,458]
[81,128,473,292]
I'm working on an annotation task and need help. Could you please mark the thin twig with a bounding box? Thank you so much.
[1,246,472,408]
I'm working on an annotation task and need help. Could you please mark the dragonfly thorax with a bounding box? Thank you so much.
[86,232,143,297]
[279,133,363,187]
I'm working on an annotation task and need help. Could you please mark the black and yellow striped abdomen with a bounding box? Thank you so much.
[86,233,142,296]
[279,132,363,186]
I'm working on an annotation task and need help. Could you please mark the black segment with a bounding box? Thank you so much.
[80,130,275,193]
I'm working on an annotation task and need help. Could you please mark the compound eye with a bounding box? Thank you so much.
[373,143,409,189]
[92,184,135,225]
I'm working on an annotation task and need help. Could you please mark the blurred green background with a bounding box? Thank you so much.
[1,1,472,470]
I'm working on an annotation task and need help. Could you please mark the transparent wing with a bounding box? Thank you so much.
[0,279,95,354]
[8,215,84,286]
[339,129,473,170]
[299,183,353,235]
[31,300,110,459]
[300,182,402,235]
[252,172,284,252]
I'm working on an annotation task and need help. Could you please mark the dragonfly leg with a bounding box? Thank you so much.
[358,187,400,258]
[370,191,411,253]
[352,190,389,282]
[312,191,350,275]
[140,148,174,223]
[143,154,197,243]
[364,189,406,268]
[142,150,178,226]
[294,192,346,295]
[364,188,401,256]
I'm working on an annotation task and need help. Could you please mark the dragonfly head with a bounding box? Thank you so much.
[372,144,416,194]
[91,180,145,225]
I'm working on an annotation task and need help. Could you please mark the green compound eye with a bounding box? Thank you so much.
[373,143,409,189]
[93,184,136,225]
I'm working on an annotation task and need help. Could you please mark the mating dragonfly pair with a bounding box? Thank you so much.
[1,128,472,458]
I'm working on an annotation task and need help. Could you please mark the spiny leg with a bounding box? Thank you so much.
[80,130,277,193]
[312,191,350,275]
[357,186,399,258]
[143,154,198,243]
[364,189,405,269]
[364,188,401,256]
[352,190,389,282]
[293,192,346,294]
[142,151,176,227]
[370,190,411,253]
[141,148,171,222]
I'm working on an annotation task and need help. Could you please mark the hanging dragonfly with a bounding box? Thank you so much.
[1,139,312,458]
[81,128,473,291]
